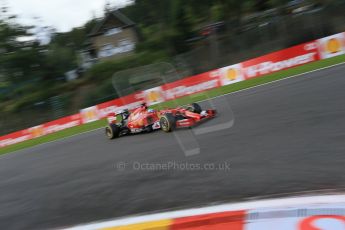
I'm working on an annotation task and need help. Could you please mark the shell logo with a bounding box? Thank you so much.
[326,38,342,54]
[318,33,345,59]
[221,64,243,86]
[226,68,237,81]
[81,107,99,123]
[84,109,97,121]
[147,91,161,103]
[29,126,44,138]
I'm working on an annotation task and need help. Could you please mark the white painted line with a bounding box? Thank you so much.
[65,194,345,230]
[2,61,345,157]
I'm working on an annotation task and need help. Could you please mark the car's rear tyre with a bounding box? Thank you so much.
[187,103,202,114]
[160,113,176,132]
[105,124,120,139]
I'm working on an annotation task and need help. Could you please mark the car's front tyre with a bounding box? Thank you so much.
[160,113,176,132]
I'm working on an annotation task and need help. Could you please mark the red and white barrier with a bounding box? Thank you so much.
[242,41,320,79]
[0,114,81,148]
[1,32,345,148]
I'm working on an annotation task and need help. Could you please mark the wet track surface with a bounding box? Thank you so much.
[1,64,345,229]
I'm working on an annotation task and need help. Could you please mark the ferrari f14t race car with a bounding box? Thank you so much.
[105,103,216,139]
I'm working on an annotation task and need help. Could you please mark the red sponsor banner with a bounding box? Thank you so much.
[96,99,123,120]
[242,41,320,79]
[162,70,221,101]
[0,113,82,148]
[94,71,221,112]
[80,92,143,124]
[43,114,82,135]
[171,210,246,230]
[114,91,144,106]
[0,129,32,148]
[96,92,144,120]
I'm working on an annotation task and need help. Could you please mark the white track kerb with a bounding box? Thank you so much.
[65,194,345,229]
[2,61,345,157]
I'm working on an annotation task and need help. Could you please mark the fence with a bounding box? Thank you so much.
[177,1,345,74]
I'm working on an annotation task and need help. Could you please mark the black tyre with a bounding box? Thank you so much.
[187,103,202,114]
[160,113,176,132]
[105,124,121,139]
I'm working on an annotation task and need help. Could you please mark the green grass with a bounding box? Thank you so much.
[1,54,344,155]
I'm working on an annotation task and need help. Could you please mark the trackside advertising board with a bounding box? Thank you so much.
[242,41,320,79]
[1,32,344,148]
[0,130,32,148]
[161,70,220,102]
[219,64,245,86]
[317,32,345,59]
[0,114,81,148]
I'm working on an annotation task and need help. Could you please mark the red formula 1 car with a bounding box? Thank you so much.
[105,103,216,139]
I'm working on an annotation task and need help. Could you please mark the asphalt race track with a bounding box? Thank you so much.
[1,64,345,229]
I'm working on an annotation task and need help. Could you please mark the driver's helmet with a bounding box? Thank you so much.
[121,109,130,120]
[141,102,148,109]
[147,109,155,113]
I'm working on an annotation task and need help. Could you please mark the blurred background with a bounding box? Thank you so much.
[1,0,345,135]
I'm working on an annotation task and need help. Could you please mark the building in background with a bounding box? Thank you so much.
[81,10,138,69]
